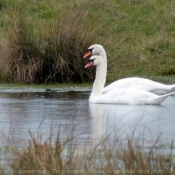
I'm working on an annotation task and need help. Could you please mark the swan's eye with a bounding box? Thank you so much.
[89,59,95,63]
[87,48,93,53]
[85,59,94,68]
[84,50,92,58]
[83,48,94,59]
[87,48,92,51]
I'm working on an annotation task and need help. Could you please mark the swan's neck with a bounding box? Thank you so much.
[90,61,106,101]
[99,49,107,69]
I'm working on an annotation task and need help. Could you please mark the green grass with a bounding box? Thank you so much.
[0,0,175,83]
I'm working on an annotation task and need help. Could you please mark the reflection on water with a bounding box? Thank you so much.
[89,103,175,146]
[0,87,175,149]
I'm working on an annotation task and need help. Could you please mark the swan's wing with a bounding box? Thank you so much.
[103,77,175,95]
[103,77,141,93]
[95,88,168,105]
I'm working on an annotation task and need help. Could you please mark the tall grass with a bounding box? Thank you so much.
[0,16,101,83]
[0,0,109,83]
[2,129,175,175]
[1,0,175,83]
[0,15,99,83]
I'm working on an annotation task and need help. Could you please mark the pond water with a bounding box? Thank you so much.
[0,86,175,151]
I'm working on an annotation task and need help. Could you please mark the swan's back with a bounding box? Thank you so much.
[90,87,171,105]
[103,77,175,95]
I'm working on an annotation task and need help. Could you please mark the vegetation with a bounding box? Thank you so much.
[1,130,175,175]
[0,0,175,83]
[0,1,175,173]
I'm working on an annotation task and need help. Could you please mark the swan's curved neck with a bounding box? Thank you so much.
[89,60,106,101]
[99,49,107,69]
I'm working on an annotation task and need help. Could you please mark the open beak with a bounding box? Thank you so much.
[85,60,93,68]
[83,50,92,59]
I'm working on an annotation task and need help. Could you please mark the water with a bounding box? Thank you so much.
[0,86,175,151]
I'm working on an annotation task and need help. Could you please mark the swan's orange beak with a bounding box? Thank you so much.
[83,50,92,59]
[85,61,93,68]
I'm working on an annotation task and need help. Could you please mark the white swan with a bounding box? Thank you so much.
[85,55,174,105]
[83,44,175,95]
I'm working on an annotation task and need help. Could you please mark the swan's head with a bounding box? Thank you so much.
[83,44,104,59]
[85,55,103,68]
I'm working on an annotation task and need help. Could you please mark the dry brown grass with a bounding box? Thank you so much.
[0,12,105,83]
[2,130,174,175]
[10,131,63,175]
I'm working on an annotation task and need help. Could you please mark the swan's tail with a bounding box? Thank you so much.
[147,91,175,105]
[149,84,175,95]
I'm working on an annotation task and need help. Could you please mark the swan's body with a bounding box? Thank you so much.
[103,77,175,95]
[85,55,174,105]
[83,44,175,95]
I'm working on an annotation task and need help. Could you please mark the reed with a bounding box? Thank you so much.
[0,0,108,83]
[2,129,174,175]
[0,15,101,83]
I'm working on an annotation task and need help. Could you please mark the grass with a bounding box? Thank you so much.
[0,0,106,83]
[0,0,175,83]
[0,1,175,173]
[1,128,175,175]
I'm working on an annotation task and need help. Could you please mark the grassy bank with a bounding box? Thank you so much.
[0,0,175,83]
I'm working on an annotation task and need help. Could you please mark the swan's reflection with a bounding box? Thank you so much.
[89,102,175,145]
